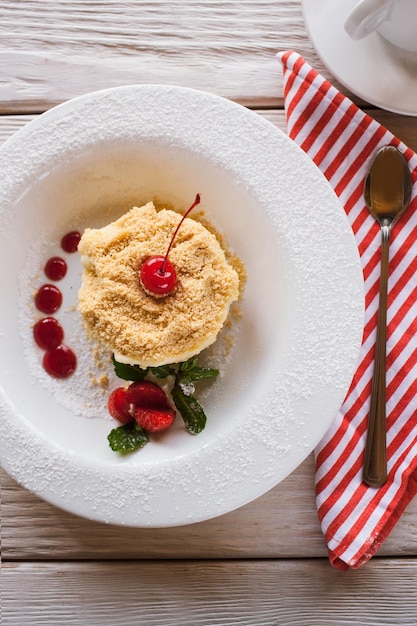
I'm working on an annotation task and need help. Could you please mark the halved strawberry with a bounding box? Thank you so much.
[134,406,176,433]
[108,387,133,424]
[126,380,168,409]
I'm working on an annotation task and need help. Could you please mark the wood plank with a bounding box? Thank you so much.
[3,559,417,625]
[1,458,328,560]
[1,1,416,119]
[0,0,355,112]
[4,457,417,560]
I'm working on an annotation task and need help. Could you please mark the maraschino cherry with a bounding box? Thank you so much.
[140,193,201,297]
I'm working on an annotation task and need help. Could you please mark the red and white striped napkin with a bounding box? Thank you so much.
[277,50,417,570]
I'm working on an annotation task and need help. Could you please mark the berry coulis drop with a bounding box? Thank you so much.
[33,317,64,350]
[44,256,67,281]
[43,345,77,378]
[33,230,81,378]
[61,230,81,253]
[140,193,200,297]
[35,284,63,314]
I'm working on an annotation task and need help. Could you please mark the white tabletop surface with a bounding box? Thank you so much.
[2,2,417,625]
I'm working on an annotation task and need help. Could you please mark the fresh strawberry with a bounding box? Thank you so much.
[108,387,133,424]
[134,406,176,433]
[126,380,168,409]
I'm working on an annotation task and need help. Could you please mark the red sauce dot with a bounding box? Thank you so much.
[61,230,81,253]
[44,256,67,281]
[34,317,64,350]
[140,255,177,296]
[35,284,63,314]
[43,345,77,378]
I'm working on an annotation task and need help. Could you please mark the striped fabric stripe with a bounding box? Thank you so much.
[278,51,417,570]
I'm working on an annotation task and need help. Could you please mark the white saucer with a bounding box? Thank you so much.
[302,0,417,116]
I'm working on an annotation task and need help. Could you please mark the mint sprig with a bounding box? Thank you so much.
[107,422,149,453]
[110,355,219,446]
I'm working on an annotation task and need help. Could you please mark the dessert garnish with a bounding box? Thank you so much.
[32,231,78,378]
[35,284,63,314]
[139,193,201,297]
[107,355,219,454]
[107,422,148,454]
[44,256,67,281]
[135,407,176,433]
[126,380,168,408]
[42,344,77,379]
[61,230,81,253]
[107,387,132,424]
[33,317,64,350]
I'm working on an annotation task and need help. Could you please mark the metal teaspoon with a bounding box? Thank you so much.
[363,145,412,487]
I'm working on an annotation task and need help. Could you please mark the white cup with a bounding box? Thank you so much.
[345,0,417,53]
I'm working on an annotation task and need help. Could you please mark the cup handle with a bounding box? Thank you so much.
[344,0,394,40]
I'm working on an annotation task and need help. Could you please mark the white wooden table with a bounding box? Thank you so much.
[2,2,417,624]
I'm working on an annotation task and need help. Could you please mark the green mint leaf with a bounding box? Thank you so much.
[178,379,196,396]
[107,422,149,453]
[178,358,198,374]
[112,355,148,381]
[171,385,207,435]
[183,367,219,382]
[178,358,219,383]
[149,364,176,378]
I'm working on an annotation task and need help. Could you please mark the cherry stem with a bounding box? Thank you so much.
[160,193,201,275]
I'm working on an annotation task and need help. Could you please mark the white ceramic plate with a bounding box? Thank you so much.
[302,0,417,116]
[0,85,364,527]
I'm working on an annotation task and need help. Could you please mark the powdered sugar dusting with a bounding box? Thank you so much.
[18,231,118,420]
[17,215,243,422]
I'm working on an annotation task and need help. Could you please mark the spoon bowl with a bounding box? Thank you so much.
[364,145,412,224]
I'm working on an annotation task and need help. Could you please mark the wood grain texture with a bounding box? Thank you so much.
[4,460,417,561]
[0,0,351,112]
[3,559,417,626]
[2,2,417,623]
[2,111,417,562]
[2,459,328,560]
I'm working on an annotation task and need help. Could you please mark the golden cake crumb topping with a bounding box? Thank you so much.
[78,202,240,368]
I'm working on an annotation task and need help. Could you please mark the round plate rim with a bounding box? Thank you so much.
[0,84,364,527]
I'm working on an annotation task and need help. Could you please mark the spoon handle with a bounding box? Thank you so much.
[363,223,390,487]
